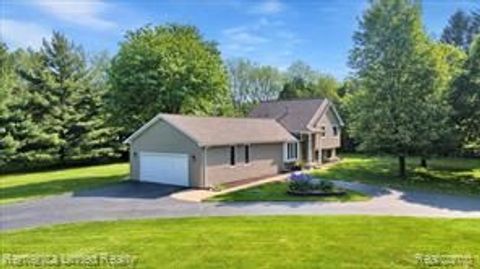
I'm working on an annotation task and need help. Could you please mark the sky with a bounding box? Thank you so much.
[1,0,479,80]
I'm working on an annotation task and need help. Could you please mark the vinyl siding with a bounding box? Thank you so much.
[129,119,204,187]
[205,143,284,187]
[314,108,341,149]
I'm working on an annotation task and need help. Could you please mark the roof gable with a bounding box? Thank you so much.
[248,99,344,132]
[308,101,345,129]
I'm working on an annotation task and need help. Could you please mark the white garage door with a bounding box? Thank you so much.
[139,152,189,186]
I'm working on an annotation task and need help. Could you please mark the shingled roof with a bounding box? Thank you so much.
[249,99,339,132]
[124,114,298,147]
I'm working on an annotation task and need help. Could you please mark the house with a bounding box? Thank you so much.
[249,98,344,166]
[124,99,344,188]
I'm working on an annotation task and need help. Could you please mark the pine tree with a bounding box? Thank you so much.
[0,43,17,167]
[1,32,119,171]
[3,49,60,168]
[75,52,121,160]
[441,10,480,51]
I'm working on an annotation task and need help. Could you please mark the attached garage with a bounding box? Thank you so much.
[138,152,189,186]
[124,113,298,188]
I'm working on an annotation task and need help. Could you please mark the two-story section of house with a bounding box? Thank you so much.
[249,99,344,167]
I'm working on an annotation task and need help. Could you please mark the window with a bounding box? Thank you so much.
[320,126,326,137]
[333,126,338,136]
[285,142,298,161]
[245,145,250,164]
[230,146,236,166]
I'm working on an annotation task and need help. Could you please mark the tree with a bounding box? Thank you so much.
[279,74,340,102]
[285,60,318,83]
[0,42,17,166]
[1,48,60,168]
[249,65,284,102]
[227,58,283,115]
[450,36,480,151]
[108,24,233,136]
[0,32,117,171]
[75,52,120,160]
[416,43,466,167]
[348,0,441,177]
[279,77,310,100]
[227,58,255,107]
[311,74,341,103]
[441,10,480,51]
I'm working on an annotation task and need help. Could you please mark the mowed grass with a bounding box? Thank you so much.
[206,181,369,202]
[312,154,480,196]
[0,163,129,204]
[2,216,480,269]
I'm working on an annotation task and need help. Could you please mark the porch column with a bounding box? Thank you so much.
[307,133,312,164]
[318,148,322,164]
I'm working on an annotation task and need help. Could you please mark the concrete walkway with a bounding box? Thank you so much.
[171,173,290,202]
[1,180,480,231]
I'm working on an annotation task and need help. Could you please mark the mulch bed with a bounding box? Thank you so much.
[287,189,347,197]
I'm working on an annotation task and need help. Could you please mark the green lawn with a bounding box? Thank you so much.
[206,181,369,202]
[312,154,480,196]
[2,216,479,269]
[0,163,129,204]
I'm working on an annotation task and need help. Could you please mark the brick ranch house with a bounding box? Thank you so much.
[124,99,344,188]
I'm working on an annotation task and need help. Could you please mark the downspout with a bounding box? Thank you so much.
[203,146,208,188]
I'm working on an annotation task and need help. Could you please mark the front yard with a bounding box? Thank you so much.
[207,154,479,202]
[0,163,129,204]
[1,154,478,205]
[312,154,480,196]
[2,216,479,269]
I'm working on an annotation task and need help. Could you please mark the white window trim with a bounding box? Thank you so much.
[283,142,299,162]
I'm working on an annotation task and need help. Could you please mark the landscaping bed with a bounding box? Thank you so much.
[205,179,368,202]
[286,189,346,196]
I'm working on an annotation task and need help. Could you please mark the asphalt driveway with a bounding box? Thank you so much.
[1,180,480,231]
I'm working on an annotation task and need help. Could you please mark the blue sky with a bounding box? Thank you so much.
[1,0,478,79]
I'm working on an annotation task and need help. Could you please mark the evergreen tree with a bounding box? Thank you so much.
[75,52,121,160]
[441,10,480,51]
[0,43,17,166]
[2,49,60,168]
[1,32,118,171]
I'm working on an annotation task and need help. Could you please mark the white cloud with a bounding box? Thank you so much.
[31,0,115,30]
[223,26,270,45]
[0,19,50,49]
[249,0,285,15]
[220,18,303,69]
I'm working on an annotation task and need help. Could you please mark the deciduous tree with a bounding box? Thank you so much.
[347,0,441,177]
[108,24,233,136]
[450,36,480,151]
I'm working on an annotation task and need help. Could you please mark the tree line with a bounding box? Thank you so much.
[0,1,479,175]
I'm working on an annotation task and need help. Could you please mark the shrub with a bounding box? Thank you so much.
[288,173,334,192]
